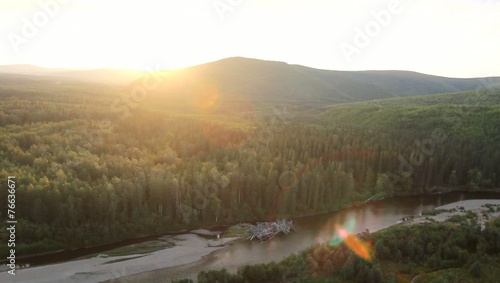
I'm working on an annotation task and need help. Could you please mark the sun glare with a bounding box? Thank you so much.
[189,82,219,110]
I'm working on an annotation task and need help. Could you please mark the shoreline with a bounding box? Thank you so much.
[104,197,500,283]
[0,228,191,267]
[6,188,498,266]
[2,192,499,282]
[105,198,500,283]
[0,234,239,283]
[400,199,500,228]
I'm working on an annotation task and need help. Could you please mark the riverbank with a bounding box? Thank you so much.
[401,199,500,229]
[6,188,497,267]
[0,233,239,283]
[2,192,499,283]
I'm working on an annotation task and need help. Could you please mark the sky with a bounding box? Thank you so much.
[0,0,499,78]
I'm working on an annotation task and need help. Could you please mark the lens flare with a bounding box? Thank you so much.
[189,82,218,109]
[329,220,372,262]
[328,218,356,246]
[341,232,372,261]
[337,227,349,238]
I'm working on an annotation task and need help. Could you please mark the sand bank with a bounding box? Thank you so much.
[404,199,500,228]
[0,234,239,283]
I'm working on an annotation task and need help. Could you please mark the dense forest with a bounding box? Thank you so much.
[179,214,500,282]
[0,75,499,257]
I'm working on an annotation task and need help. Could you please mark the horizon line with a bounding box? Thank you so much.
[0,57,499,80]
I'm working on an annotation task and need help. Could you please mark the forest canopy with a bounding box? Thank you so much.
[0,75,499,256]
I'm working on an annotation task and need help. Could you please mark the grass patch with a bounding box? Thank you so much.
[103,255,146,264]
[447,214,468,223]
[422,209,449,216]
[225,225,251,238]
[99,240,174,257]
[482,203,500,213]
[466,210,477,219]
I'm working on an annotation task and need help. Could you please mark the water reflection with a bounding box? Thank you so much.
[121,192,500,281]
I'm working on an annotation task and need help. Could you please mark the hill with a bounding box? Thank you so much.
[1,58,500,105]
[142,57,500,105]
[0,60,499,259]
[0,65,143,85]
[320,89,500,133]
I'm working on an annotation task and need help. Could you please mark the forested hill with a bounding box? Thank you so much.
[0,67,499,258]
[2,57,500,105]
[171,57,500,103]
[114,57,500,105]
[319,89,500,191]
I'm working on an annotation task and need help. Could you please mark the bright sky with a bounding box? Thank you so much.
[0,0,499,78]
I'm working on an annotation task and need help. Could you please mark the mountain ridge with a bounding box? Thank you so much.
[143,57,500,104]
[1,57,500,104]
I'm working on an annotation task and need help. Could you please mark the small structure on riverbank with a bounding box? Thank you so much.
[247,219,295,241]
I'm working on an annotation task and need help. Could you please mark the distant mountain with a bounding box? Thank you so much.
[0,65,143,85]
[0,64,69,76]
[142,57,500,105]
[50,69,144,85]
[1,58,499,104]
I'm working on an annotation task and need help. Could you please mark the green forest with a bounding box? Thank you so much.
[179,215,500,283]
[0,75,499,257]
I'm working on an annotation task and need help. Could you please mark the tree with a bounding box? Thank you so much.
[469,261,482,278]
[466,168,482,191]
[448,170,457,187]
[374,173,390,195]
[208,196,222,223]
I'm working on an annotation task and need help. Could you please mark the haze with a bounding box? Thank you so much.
[1,0,499,78]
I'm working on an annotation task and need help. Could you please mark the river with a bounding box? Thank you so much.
[108,191,500,282]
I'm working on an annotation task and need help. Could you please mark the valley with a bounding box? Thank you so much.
[0,58,499,282]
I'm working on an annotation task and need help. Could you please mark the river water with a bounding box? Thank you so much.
[111,191,500,282]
